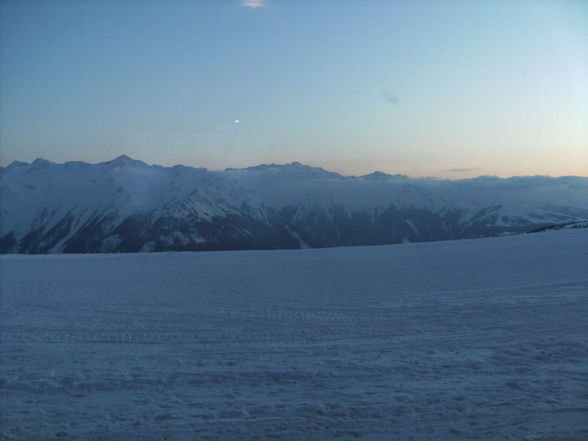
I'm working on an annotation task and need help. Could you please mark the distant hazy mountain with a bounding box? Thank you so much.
[1,155,587,253]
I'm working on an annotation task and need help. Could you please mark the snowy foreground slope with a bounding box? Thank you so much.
[1,230,587,441]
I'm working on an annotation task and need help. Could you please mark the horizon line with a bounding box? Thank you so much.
[2,154,587,181]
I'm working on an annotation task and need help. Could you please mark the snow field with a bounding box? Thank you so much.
[1,229,587,440]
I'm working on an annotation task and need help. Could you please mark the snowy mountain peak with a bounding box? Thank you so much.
[101,155,148,168]
[5,160,28,171]
[32,157,55,168]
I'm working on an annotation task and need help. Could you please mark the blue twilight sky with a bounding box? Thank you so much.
[1,0,587,178]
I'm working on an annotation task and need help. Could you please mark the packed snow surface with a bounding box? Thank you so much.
[1,230,587,440]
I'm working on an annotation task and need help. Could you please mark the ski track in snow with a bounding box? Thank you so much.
[1,230,587,441]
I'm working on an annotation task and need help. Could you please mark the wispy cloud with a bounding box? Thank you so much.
[240,0,271,8]
[442,167,479,173]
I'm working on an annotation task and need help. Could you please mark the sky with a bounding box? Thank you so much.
[1,0,587,178]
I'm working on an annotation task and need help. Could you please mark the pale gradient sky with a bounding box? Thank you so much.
[1,0,587,178]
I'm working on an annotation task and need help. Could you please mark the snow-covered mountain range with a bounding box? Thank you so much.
[1,155,587,253]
